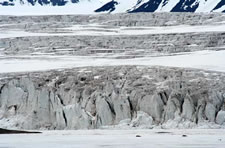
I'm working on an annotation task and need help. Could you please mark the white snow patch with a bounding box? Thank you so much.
[1,24,225,39]
[142,75,153,80]
[94,75,101,79]
[196,0,222,12]
[0,50,225,73]
[0,0,103,15]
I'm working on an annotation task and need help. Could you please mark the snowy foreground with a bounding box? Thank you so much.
[1,129,225,148]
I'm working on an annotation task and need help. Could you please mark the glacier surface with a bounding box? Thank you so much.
[0,13,225,130]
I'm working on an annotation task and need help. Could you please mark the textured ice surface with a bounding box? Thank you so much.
[0,14,225,73]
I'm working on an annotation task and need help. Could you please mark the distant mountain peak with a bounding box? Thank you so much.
[94,0,225,13]
[95,0,118,13]
[0,0,225,14]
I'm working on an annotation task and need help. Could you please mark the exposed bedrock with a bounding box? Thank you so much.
[0,66,225,130]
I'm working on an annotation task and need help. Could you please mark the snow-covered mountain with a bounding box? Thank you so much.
[95,0,225,13]
[0,0,225,14]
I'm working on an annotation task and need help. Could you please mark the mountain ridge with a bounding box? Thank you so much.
[0,0,225,13]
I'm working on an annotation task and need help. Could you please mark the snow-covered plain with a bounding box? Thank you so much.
[1,23,225,38]
[0,129,225,148]
[65,24,225,36]
[0,50,225,73]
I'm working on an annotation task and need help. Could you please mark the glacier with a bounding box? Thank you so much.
[1,2,225,148]
[0,13,225,130]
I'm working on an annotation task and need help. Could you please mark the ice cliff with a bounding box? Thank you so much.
[0,66,225,130]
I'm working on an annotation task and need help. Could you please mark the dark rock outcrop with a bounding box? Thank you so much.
[0,128,41,134]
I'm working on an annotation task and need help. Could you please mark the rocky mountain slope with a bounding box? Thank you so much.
[0,0,225,13]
